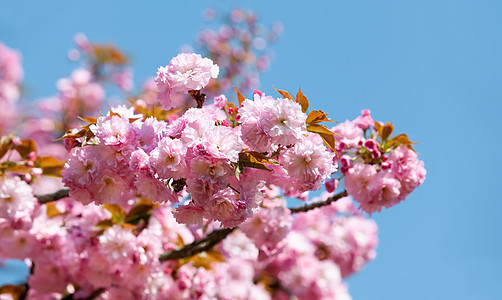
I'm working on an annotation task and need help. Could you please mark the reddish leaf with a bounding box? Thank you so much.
[306,110,336,125]
[296,85,309,113]
[14,139,36,159]
[0,135,13,160]
[273,86,295,101]
[78,116,97,124]
[103,204,126,223]
[307,124,338,154]
[234,86,246,106]
[381,123,394,142]
[307,124,335,135]
[46,202,63,218]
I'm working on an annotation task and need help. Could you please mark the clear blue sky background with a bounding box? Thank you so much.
[1,1,501,299]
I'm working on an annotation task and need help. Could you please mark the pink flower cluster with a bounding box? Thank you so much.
[0,42,22,104]
[155,53,219,110]
[333,110,426,214]
[63,57,338,228]
[197,9,282,95]
[39,69,105,128]
[0,42,23,133]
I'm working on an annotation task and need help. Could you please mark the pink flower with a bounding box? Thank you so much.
[259,98,306,146]
[344,162,380,208]
[240,206,292,253]
[150,137,188,180]
[155,54,219,110]
[283,136,337,192]
[239,95,307,151]
[213,94,227,108]
[0,177,36,222]
[154,66,174,110]
[91,115,136,151]
[134,173,178,204]
[207,188,240,226]
[98,225,137,261]
[389,145,426,198]
[168,53,219,92]
[358,173,402,214]
[173,203,208,226]
[354,109,374,130]
[332,120,364,153]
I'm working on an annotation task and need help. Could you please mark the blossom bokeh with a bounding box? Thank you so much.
[1,1,501,300]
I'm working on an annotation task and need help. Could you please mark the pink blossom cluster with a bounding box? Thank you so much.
[38,69,105,130]
[0,194,197,298]
[70,33,133,92]
[197,8,282,96]
[63,55,337,229]
[332,110,426,214]
[0,42,23,133]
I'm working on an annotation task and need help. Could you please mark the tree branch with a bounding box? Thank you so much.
[35,188,69,204]
[34,188,349,261]
[159,190,348,262]
[159,227,236,262]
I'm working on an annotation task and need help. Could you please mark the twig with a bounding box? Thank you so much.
[290,190,348,213]
[159,190,348,261]
[35,188,69,204]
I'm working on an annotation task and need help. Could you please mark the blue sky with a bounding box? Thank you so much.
[1,1,501,299]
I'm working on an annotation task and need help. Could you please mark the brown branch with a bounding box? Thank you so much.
[159,227,236,261]
[290,190,348,213]
[35,188,69,204]
[159,190,348,262]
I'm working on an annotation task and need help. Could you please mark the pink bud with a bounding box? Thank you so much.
[371,150,381,160]
[361,109,371,116]
[12,137,21,146]
[364,140,377,151]
[28,151,37,161]
[32,168,43,176]
[381,161,392,170]
[325,179,339,193]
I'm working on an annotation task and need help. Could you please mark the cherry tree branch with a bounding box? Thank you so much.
[159,227,236,262]
[35,188,69,204]
[159,190,348,262]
